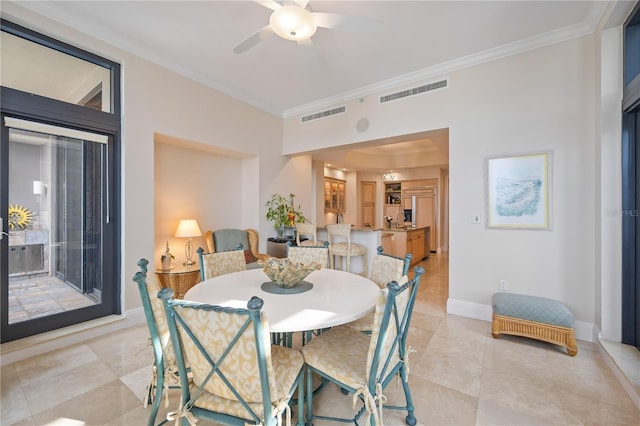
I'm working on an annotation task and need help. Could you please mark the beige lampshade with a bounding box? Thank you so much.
[175,219,202,238]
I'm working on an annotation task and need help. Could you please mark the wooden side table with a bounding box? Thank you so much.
[155,265,201,299]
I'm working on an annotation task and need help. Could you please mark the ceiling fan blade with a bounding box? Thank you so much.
[255,0,282,11]
[312,12,382,33]
[293,0,310,9]
[233,25,274,55]
[297,38,320,70]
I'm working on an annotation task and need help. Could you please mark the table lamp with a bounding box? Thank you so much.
[175,219,202,266]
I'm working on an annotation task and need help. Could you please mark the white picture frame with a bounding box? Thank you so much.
[485,151,552,230]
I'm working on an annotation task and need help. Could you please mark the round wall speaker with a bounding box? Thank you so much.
[356,118,369,132]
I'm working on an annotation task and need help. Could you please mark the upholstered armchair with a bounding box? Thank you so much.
[205,228,270,269]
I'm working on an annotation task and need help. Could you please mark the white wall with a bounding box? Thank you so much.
[599,26,623,341]
[284,35,599,334]
[1,3,313,317]
[154,141,246,264]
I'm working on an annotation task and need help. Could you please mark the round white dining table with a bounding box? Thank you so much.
[183,268,380,333]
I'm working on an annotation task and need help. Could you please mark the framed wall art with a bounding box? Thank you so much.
[485,151,552,230]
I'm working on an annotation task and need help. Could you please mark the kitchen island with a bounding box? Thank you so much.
[316,226,381,275]
[381,226,430,265]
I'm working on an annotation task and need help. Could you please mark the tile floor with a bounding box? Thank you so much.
[8,275,98,323]
[2,253,640,425]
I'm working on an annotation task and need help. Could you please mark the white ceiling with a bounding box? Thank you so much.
[7,0,611,172]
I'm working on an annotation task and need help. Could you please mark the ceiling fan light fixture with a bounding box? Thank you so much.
[270,6,317,41]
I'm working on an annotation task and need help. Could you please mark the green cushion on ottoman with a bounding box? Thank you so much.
[491,292,578,356]
[492,292,574,328]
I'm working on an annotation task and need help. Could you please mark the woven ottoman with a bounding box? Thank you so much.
[491,292,578,356]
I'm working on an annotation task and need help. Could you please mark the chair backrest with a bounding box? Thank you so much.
[197,247,246,281]
[131,258,177,372]
[295,223,317,245]
[212,228,250,252]
[369,246,412,289]
[365,266,425,389]
[287,241,329,268]
[326,223,352,245]
[159,289,278,424]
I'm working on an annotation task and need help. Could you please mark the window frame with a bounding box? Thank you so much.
[0,19,121,342]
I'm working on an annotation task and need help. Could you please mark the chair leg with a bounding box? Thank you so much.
[346,253,351,273]
[399,364,417,426]
[362,252,368,277]
[306,368,314,425]
[148,368,164,426]
[296,369,305,426]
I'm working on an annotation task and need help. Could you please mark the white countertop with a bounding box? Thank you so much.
[381,226,430,233]
[317,226,382,232]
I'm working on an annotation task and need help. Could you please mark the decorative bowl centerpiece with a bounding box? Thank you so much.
[258,257,320,289]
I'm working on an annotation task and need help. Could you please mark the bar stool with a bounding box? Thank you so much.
[326,223,368,276]
[295,223,324,246]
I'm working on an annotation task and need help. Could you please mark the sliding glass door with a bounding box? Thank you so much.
[1,19,120,342]
[6,122,108,319]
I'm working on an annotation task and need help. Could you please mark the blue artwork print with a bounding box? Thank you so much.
[487,152,550,229]
[495,176,542,216]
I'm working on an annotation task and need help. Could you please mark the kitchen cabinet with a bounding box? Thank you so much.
[361,181,375,227]
[324,177,346,213]
[404,187,436,252]
[384,182,403,224]
[407,229,425,263]
[380,227,429,265]
[384,182,402,205]
[381,230,407,259]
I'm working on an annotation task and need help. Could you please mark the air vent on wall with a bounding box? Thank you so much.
[379,79,448,104]
[301,106,346,123]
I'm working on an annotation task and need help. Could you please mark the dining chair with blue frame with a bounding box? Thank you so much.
[132,258,185,426]
[159,288,305,425]
[302,266,425,426]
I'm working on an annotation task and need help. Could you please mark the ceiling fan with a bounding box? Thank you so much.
[232,0,382,56]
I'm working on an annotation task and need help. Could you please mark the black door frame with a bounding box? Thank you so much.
[0,19,121,342]
[621,2,640,349]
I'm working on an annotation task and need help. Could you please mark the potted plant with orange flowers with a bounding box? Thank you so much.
[265,192,307,240]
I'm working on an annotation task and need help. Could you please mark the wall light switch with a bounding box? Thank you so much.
[471,214,481,224]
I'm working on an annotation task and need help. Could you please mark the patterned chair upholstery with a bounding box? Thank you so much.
[295,223,325,247]
[343,246,412,333]
[158,289,305,425]
[197,247,246,281]
[302,266,425,426]
[286,241,329,268]
[205,228,270,269]
[132,258,185,426]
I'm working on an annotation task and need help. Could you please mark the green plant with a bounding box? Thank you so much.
[265,193,307,236]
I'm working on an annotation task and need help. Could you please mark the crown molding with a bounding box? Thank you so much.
[6,0,608,120]
[282,20,594,118]
[5,1,284,118]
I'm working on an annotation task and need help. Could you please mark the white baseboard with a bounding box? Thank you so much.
[446,298,594,342]
[0,307,146,366]
[446,298,493,321]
